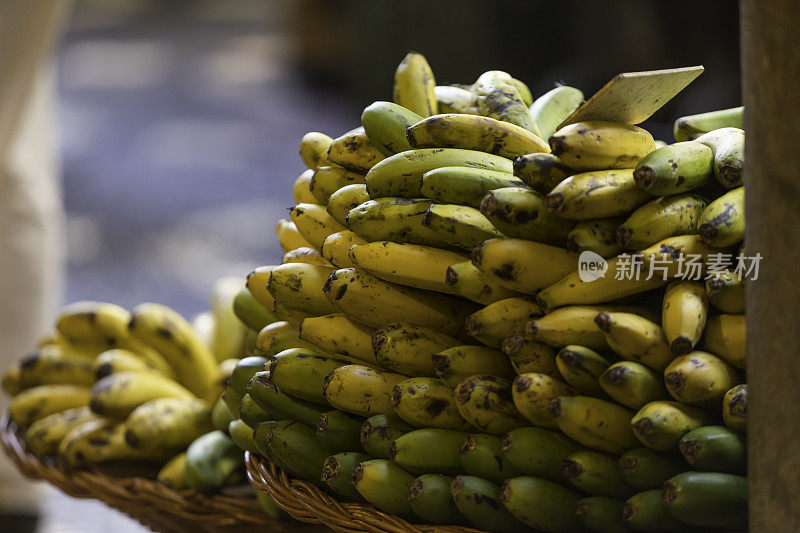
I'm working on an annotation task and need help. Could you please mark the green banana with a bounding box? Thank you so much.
[595,312,673,372]
[393,52,437,117]
[555,345,611,397]
[549,121,655,171]
[326,184,369,227]
[394,374,467,425]
[347,197,451,248]
[226,356,269,413]
[695,127,745,188]
[501,426,582,482]
[618,447,685,491]
[233,286,279,331]
[512,153,573,193]
[326,127,385,174]
[706,270,745,313]
[632,141,713,195]
[450,475,529,533]
[124,397,213,450]
[563,450,634,499]
[322,364,407,417]
[599,362,667,410]
[321,452,369,501]
[445,260,523,304]
[502,337,558,375]
[615,194,707,250]
[511,373,575,429]
[454,375,526,435]
[673,106,743,142]
[661,280,708,356]
[698,186,744,247]
[228,419,259,454]
[267,262,336,316]
[434,85,478,115]
[238,392,276,427]
[622,490,686,532]
[500,475,584,533]
[89,372,195,420]
[722,384,747,433]
[529,85,584,141]
[361,101,422,156]
[662,471,747,529]
[678,425,746,474]
[576,496,632,533]
[480,187,575,246]
[352,459,416,518]
[315,410,363,453]
[408,474,464,525]
[465,297,542,346]
[360,413,415,459]
[703,314,746,369]
[549,395,639,454]
[546,169,651,219]
[472,70,541,136]
[663,351,740,405]
[389,428,468,475]
[420,166,528,208]
[269,348,346,404]
[260,420,329,483]
[299,313,377,364]
[299,131,332,169]
[422,203,505,251]
[432,345,514,388]
[365,148,512,199]
[320,230,367,269]
[566,218,624,258]
[458,433,522,483]
[211,396,235,432]
[309,165,365,204]
[24,406,100,457]
[246,371,326,426]
[631,401,710,451]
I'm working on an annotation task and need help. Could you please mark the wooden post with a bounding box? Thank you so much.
[741,1,800,531]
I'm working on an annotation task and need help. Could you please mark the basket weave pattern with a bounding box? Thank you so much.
[245,452,486,533]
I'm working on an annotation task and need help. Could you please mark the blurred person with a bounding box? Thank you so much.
[0,2,71,531]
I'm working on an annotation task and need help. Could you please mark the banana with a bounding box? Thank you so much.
[1,364,22,395]
[352,459,416,518]
[238,393,275,427]
[465,297,542,345]
[349,241,466,294]
[360,413,414,459]
[246,371,325,426]
[454,375,526,435]
[293,169,319,204]
[661,280,709,357]
[233,287,279,331]
[281,246,332,267]
[525,306,616,351]
[445,260,523,305]
[576,496,631,533]
[269,348,346,404]
[24,406,100,457]
[618,447,685,491]
[433,345,514,388]
[228,419,259,454]
[326,184,369,227]
[322,364,407,417]
[722,384,747,432]
[315,410,363,453]
[546,169,651,219]
[299,313,376,364]
[322,268,476,335]
[632,141,714,195]
[299,131,332,169]
[434,85,478,115]
[361,101,422,156]
[123,397,212,450]
[508,78,533,106]
[420,166,528,208]
[631,401,710,451]
[289,203,347,249]
[275,218,312,253]
[422,203,504,250]
[389,428,468,475]
[259,420,328,483]
[480,187,575,246]
[209,276,247,361]
[512,152,573,193]
[703,314,746,369]
[253,321,294,354]
[391,377,467,430]
[472,70,541,136]
[549,121,656,171]
[678,425,746,474]
[365,148,513,199]
[56,300,131,345]
[267,262,336,316]
[563,450,634,499]
[673,106,744,142]
[9,384,91,427]
[310,165,365,204]
[321,452,370,501]
[226,356,268,411]
[158,452,189,489]
[185,430,244,491]
[450,475,528,533]
[392,51,437,118]
[13,345,94,389]
[706,270,745,313]
[320,230,367,268]
[555,345,611,397]
[599,362,667,410]
[372,322,458,377]
[529,85,584,141]
[408,474,464,525]
[458,434,522,483]
[407,113,549,158]
[595,312,673,372]
[511,373,574,428]
[664,351,740,405]
[662,471,748,529]
[615,194,707,250]
[566,218,624,258]
[60,418,174,468]
[347,197,451,248]
[695,127,745,188]
[129,302,220,400]
[205,397,230,431]
[622,489,686,532]
[500,476,584,533]
[245,265,277,308]
[698,186,744,247]
[549,395,640,454]
[501,426,582,483]
[326,127,385,173]
[471,238,578,294]
[90,371,196,419]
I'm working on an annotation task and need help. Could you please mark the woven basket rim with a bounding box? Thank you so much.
[0,413,304,530]
[245,451,487,533]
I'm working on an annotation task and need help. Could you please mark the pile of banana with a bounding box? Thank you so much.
[231,52,748,532]
[1,278,283,518]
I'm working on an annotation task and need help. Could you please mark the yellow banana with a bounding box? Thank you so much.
[723,384,747,432]
[281,246,333,267]
[273,301,313,328]
[421,203,504,250]
[565,218,624,258]
[472,70,540,136]
[663,351,740,405]
[91,350,162,381]
[631,401,709,451]
[321,230,367,269]
[59,418,175,468]
[13,344,94,389]
[347,197,452,249]
[595,312,673,372]
[549,395,639,454]
[245,265,277,308]
[502,336,558,376]
[293,169,319,204]
[512,373,575,429]
[209,276,248,361]
[298,313,377,365]
[299,131,332,169]
[192,311,215,350]
[9,384,91,427]
[326,184,369,227]
[445,260,524,304]
[326,127,385,173]
[373,323,459,377]
[434,85,478,115]
[90,371,196,419]
[323,364,407,416]
[1,364,22,395]
[512,153,574,194]
[546,169,651,220]
[24,406,101,457]
[157,452,189,489]
[310,165,365,204]
[56,300,131,345]
[465,297,542,346]
[123,398,213,450]
[393,51,437,117]
[702,314,745,369]
[290,203,347,249]
[549,121,655,171]
[267,262,337,316]
[662,280,708,356]
[525,306,615,351]
[705,270,745,314]
[275,218,313,253]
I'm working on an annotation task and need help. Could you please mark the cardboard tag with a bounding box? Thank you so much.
[559,66,705,127]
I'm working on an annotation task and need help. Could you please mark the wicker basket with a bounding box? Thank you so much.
[245,452,486,533]
[1,414,325,532]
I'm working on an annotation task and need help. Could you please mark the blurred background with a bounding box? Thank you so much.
[5,0,740,531]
